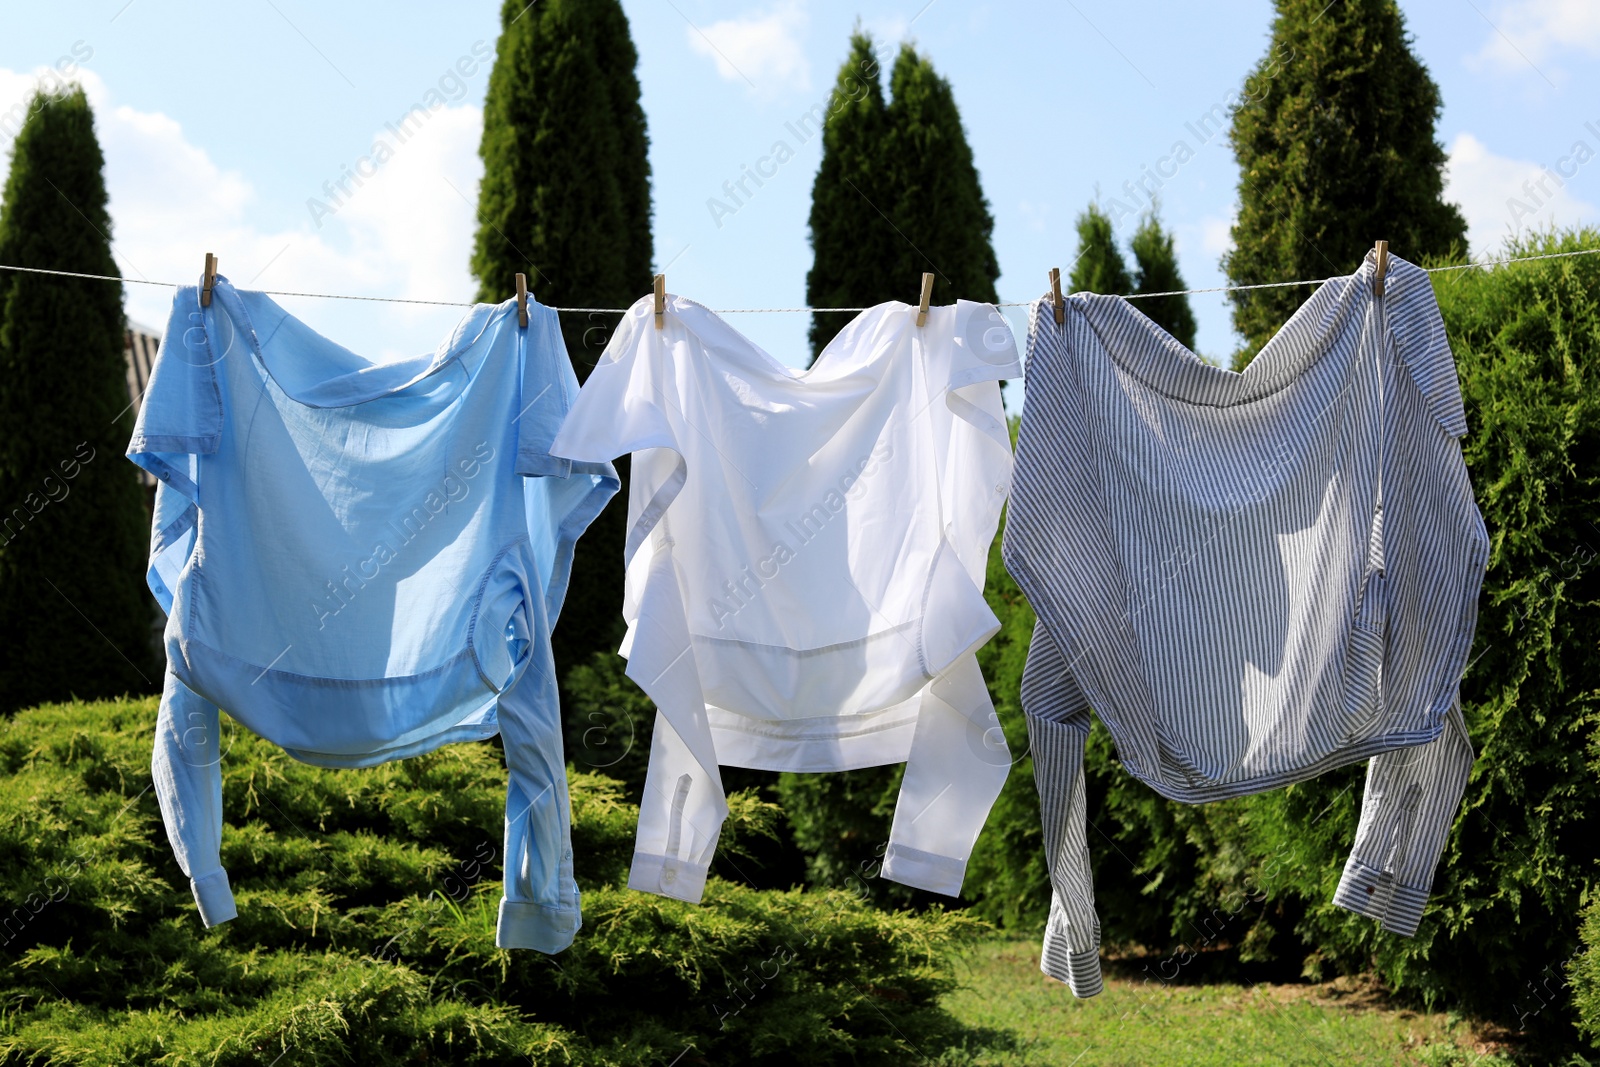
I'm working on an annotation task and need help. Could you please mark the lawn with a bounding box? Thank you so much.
[938,938,1519,1067]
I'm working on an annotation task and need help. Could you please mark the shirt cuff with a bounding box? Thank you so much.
[1043,943,1104,998]
[881,843,967,897]
[1040,917,1103,998]
[1332,857,1431,937]
[628,852,709,903]
[191,869,237,927]
[496,897,582,953]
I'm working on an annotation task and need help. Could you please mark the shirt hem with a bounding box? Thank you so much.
[1120,724,1453,804]
[708,706,919,772]
[1004,550,1467,804]
[175,636,504,767]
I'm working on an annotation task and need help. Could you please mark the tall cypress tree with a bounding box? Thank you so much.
[590,1,653,311]
[806,37,999,358]
[1130,210,1199,351]
[1223,0,1466,364]
[1067,202,1132,296]
[472,0,652,675]
[0,87,155,712]
[805,34,895,357]
[882,45,1000,312]
[473,0,652,359]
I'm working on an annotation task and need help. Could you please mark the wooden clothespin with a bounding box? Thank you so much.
[1372,240,1390,297]
[1050,267,1065,326]
[200,252,217,307]
[915,272,934,327]
[653,274,666,330]
[515,273,529,327]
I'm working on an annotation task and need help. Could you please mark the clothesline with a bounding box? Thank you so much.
[0,246,1595,313]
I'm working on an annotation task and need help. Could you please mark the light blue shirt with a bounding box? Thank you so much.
[129,277,616,952]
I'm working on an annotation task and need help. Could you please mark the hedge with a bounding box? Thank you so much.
[0,696,994,1065]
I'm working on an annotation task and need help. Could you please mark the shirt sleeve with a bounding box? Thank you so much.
[1020,619,1104,997]
[871,302,1019,893]
[517,304,604,480]
[548,296,685,575]
[126,287,222,613]
[546,298,727,900]
[547,297,678,467]
[881,655,1013,897]
[945,299,1024,391]
[493,586,583,952]
[622,547,728,903]
[1387,257,1469,438]
[152,671,237,927]
[934,301,1021,585]
[1332,702,1475,936]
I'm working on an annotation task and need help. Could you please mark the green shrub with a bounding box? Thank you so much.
[1574,893,1600,1049]
[775,762,912,907]
[0,697,991,1065]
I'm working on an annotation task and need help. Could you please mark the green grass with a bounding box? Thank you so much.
[938,939,1520,1067]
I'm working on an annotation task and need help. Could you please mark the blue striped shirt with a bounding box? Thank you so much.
[1003,252,1487,996]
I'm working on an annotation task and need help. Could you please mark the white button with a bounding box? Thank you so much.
[662,866,677,886]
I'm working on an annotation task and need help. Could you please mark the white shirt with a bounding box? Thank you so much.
[551,293,1021,901]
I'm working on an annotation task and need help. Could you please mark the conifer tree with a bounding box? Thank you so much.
[1131,210,1199,351]
[472,0,652,355]
[0,87,155,712]
[806,37,999,358]
[1067,202,1131,296]
[881,45,1000,312]
[472,0,652,675]
[1223,0,1466,364]
[805,34,895,357]
[587,0,654,319]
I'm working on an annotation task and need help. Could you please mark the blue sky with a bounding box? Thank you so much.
[2,1,1597,369]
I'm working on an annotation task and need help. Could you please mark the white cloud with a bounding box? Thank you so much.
[1,65,485,362]
[1443,131,1598,257]
[299,106,484,306]
[687,1,810,95]
[1470,0,1600,76]
[861,15,909,49]
[1198,212,1234,258]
